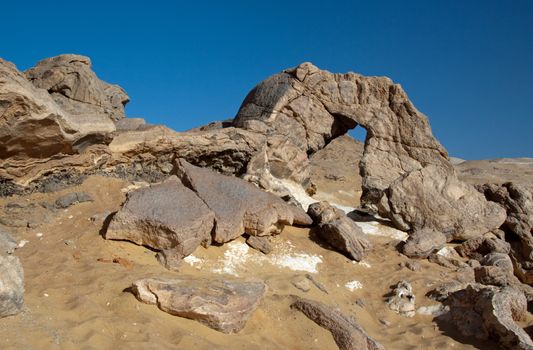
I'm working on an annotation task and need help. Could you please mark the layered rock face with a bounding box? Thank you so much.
[0,55,119,160]
[234,62,505,238]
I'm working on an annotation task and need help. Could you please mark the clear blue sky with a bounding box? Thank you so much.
[1,1,532,159]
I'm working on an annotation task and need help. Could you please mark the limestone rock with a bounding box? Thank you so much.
[476,183,533,284]
[308,201,370,261]
[54,192,94,209]
[25,54,129,122]
[105,176,215,260]
[131,278,267,333]
[173,158,311,243]
[387,281,416,317]
[401,228,446,258]
[442,284,533,350]
[0,255,24,318]
[291,298,384,350]
[234,62,505,239]
[0,56,116,160]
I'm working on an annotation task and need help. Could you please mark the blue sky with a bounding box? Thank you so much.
[1,1,532,159]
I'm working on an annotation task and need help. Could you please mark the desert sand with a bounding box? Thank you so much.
[0,175,503,349]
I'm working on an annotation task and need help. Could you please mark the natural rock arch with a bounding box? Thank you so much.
[234,62,505,240]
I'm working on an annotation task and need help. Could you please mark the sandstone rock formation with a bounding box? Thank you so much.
[25,54,129,122]
[174,158,311,243]
[291,298,384,350]
[0,56,116,160]
[442,284,533,350]
[105,176,215,260]
[476,183,533,284]
[307,201,370,261]
[131,278,267,333]
[234,62,505,239]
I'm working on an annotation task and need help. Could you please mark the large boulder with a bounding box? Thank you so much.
[291,297,384,350]
[174,158,312,243]
[441,284,533,350]
[234,62,505,239]
[0,56,116,160]
[476,182,533,284]
[25,54,129,122]
[131,278,267,333]
[105,176,215,259]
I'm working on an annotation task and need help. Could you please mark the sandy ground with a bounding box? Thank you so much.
[0,175,501,349]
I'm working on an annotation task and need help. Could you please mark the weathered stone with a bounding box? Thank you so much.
[245,235,272,254]
[25,54,128,122]
[477,183,533,284]
[0,254,24,318]
[0,201,53,228]
[291,298,384,350]
[174,159,311,243]
[0,229,17,255]
[387,281,416,317]
[105,176,215,260]
[308,201,370,261]
[131,278,267,333]
[234,62,505,239]
[0,56,116,160]
[441,284,533,350]
[54,192,94,209]
[455,234,511,261]
[401,228,446,258]
[291,276,311,292]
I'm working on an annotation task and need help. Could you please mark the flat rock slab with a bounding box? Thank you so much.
[131,278,267,333]
[105,176,215,258]
[0,254,24,318]
[291,297,384,350]
[174,158,311,243]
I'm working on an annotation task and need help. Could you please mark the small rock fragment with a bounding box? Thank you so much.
[291,275,311,292]
[387,281,416,317]
[245,235,272,254]
[55,192,94,209]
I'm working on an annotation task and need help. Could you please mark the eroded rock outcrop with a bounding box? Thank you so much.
[0,56,117,160]
[131,278,267,333]
[25,54,129,122]
[441,284,533,350]
[476,183,533,284]
[234,62,505,239]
